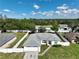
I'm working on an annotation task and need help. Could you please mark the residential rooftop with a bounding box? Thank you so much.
[23,33,62,47]
[64,32,79,42]
[0,33,15,46]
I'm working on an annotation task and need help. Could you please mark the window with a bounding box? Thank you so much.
[42,40,46,43]
[55,41,57,45]
[49,41,51,44]
[64,28,67,30]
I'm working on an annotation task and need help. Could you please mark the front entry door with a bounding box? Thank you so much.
[49,41,51,45]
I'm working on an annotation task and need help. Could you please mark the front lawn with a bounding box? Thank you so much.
[39,44,79,59]
[40,45,48,53]
[0,53,24,59]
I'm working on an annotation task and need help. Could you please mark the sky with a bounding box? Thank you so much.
[0,0,79,19]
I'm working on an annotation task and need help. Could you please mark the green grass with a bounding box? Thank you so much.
[0,53,24,59]
[18,34,29,48]
[0,33,26,59]
[40,45,48,53]
[8,33,25,48]
[58,32,65,36]
[39,44,79,59]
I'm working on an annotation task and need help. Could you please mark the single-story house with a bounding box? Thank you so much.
[58,24,72,32]
[23,33,70,52]
[64,32,79,43]
[35,25,54,33]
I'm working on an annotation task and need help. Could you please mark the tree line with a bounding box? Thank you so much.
[0,18,79,30]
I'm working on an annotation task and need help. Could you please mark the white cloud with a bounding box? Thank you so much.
[33,4,40,9]
[56,4,79,14]
[22,13,27,16]
[32,11,37,15]
[55,11,61,14]
[3,9,11,12]
[31,4,79,19]
[55,4,79,18]
[41,11,54,16]
[32,11,53,17]
[57,4,69,10]
[71,9,79,14]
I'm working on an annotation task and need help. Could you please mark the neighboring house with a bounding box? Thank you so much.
[6,30,31,33]
[0,33,16,47]
[35,25,54,32]
[64,32,79,43]
[58,24,71,32]
[73,26,79,32]
[23,33,70,53]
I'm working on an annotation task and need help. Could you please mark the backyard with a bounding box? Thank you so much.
[39,44,79,59]
[8,33,25,48]
[0,33,26,59]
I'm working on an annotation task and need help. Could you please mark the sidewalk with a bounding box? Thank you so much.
[13,32,29,48]
[39,45,52,56]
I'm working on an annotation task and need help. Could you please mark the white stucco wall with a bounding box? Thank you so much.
[7,30,18,33]
[58,29,69,32]
[58,27,71,32]
[71,40,76,43]
[57,42,70,46]
[0,47,41,53]
[51,41,55,45]
[41,40,46,45]
[24,47,40,52]
[51,41,70,46]
[0,48,24,53]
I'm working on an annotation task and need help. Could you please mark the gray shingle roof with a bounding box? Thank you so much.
[64,32,79,42]
[23,33,62,47]
[36,33,62,41]
[23,34,41,47]
[0,33,16,47]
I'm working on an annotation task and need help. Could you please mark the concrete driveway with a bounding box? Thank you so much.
[23,51,38,59]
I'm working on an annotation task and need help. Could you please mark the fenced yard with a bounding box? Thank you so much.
[0,33,26,59]
[39,44,79,59]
